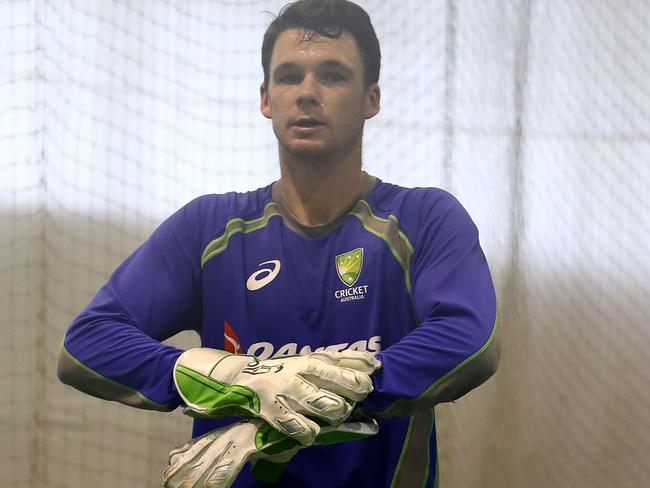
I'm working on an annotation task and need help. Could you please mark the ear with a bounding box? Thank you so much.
[260,82,272,119]
[364,83,381,120]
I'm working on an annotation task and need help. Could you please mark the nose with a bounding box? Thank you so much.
[296,74,320,108]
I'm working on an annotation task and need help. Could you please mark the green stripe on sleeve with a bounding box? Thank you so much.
[349,200,414,294]
[58,343,172,411]
[201,202,281,267]
[377,311,500,417]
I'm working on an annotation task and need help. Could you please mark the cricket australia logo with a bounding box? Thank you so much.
[334,248,369,303]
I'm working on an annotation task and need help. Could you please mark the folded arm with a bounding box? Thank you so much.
[57,198,206,410]
[360,191,500,417]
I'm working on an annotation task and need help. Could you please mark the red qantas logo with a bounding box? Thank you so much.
[223,320,380,359]
[224,320,243,353]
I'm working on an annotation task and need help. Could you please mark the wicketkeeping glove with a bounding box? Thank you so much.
[173,349,380,445]
[162,417,378,488]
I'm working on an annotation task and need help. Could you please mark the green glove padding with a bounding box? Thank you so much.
[174,348,380,445]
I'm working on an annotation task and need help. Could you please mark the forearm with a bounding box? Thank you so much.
[357,190,501,417]
[361,311,500,417]
[58,311,184,411]
[58,198,206,410]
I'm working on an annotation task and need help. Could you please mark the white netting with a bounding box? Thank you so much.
[1,1,649,487]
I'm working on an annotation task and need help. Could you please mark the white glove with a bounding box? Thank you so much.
[174,349,380,445]
[162,417,378,488]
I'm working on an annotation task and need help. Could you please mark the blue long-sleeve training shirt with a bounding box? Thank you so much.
[59,176,500,487]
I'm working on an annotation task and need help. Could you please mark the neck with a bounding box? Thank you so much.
[276,145,367,226]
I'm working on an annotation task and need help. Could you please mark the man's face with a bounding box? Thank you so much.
[260,28,380,161]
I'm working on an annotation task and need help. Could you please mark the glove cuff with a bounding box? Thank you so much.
[173,348,261,418]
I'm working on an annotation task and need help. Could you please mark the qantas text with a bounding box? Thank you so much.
[247,335,381,360]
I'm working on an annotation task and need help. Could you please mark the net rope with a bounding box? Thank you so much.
[1,1,649,486]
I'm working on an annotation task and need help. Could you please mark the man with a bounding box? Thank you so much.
[58,1,500,486]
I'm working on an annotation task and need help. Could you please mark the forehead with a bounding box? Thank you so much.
[270,28,363,71]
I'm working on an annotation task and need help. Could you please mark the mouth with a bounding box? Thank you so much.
[291,118,326,128]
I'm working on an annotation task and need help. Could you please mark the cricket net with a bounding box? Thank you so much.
[1,1,649,487]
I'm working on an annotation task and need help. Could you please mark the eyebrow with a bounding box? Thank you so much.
[273,60,355,75]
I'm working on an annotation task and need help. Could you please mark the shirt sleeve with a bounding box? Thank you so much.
[361,190,501,416]
[57,197,206,411]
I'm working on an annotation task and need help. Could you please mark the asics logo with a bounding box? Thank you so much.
[246,260,281,291]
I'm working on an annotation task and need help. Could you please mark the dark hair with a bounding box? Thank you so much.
[261,0,381,88]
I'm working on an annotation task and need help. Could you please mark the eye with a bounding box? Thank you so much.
[322,72,345,83]
[278,73,301,84]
